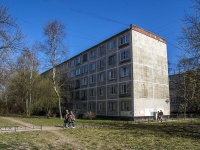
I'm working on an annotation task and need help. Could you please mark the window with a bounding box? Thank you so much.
[81,91,87,99]
[75,91,80,99]
[120,34,129,45]
[82,65,88,73]
[88,103,94,111]
[90,62,96,71]
[99,88,103,96]
[83,53,88,62]
[109,55,116,65]
[81,78,87,86]
[109,86,116,95]
[70,70,75,77]
[121,102,130,111]
[89,75,95,84]
[76,68,81,75]
[90,89,94,97]
[108,70,116,80]
[121,84,129,94]
[108,40,116,50]
[76,57,81,64]
[99,103,103,111]
[99,59,104,68]
[99,45,105,54]
[109,102,117,111]
[83,103,87,110]
[66,62,69,68]
[99,73,104,82]
[121,67,129,77]
[71,60,75,67]
[120,50,129,61]
[90,50,95,58]
[75,80,80,88]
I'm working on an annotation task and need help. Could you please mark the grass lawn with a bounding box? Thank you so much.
[0,117,21,126]
[14,116,125,126]
[0,117,199,150]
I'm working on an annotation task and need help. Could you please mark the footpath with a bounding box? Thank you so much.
[0,117,63,133]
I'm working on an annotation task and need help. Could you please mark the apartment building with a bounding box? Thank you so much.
[56,24,170,118]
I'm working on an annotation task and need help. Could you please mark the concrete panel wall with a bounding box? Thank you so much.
[132,30,170,116]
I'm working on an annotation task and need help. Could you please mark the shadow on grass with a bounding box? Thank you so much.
[110,121,200,140]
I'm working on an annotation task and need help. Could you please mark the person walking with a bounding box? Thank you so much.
[68,110,76,128]
[157,111,160,121]
[63,109,69,128]
[160,110,164,122]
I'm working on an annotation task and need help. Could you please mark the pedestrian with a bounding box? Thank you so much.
[160,110,164,122]
[63,109,69,128]
[157,111,160,121]
[68,110,76,128]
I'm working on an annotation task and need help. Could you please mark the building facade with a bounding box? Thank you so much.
[57,24,170,118]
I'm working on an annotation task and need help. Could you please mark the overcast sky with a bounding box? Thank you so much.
[1,0,193,71]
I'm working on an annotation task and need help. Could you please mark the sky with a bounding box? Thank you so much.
[1,0,194,71]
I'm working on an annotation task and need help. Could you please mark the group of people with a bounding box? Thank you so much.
[157,110,164,122]
[63,110,76,128]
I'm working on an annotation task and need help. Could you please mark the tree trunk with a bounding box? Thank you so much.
[52,67,62,119]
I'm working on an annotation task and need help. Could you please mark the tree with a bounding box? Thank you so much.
[40,20,68,119]
[16,48,39,116]
[0,4,24,106]
[4,48,39,115]
[177,0,200,114]
[33,77,57,117]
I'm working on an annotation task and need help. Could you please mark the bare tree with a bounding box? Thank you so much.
[0,4,24,94]
[177,0,200,114]
[16,48,38,116]
[40,20,67,119]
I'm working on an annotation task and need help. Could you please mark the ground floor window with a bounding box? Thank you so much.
[108,102,117,111]
[121,101,130,111]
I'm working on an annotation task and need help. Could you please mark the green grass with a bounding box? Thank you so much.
[0,117,21,126]
[14,116,125,126]
[0,117,199,149]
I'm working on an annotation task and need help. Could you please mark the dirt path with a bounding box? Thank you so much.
[0,117,63,132]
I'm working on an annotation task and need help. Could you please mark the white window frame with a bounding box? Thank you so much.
[120,50,129,61]
[109,86,116,95]
[70,70,75,77]
[109,102,117,111]
[90,89,94,97]
[71,60,75,67]
[108,40,116,50]
[82,65,88,74]
[82,78,87,85]
[99,73,104,82]
[83,53,88,62]
[99,45,105,54]
[89,75,95,84]
[121,67,129,77]
[109,55,116,65]
[120,34,129,45]
[108,70,116,80]
[76,57,81,64]
[99,103,103,111]
[90,50,95,58]
[88,103,94,111]
[66,62,69,68]
[121,101,129,111]
[81,91,87,98]
[76,68,81,75]
[99,88,103,96]
[121,84,129,94]
[90,62,96,71]
[99,59,104,68]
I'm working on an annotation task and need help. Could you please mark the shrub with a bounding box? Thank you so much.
[83,111,96,120]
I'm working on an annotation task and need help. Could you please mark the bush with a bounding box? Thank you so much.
[83,111,96,120]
